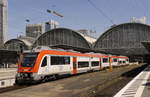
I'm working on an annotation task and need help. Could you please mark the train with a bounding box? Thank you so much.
[15,49,129,84]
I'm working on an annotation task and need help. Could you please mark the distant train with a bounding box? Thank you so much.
[16,49,129,84]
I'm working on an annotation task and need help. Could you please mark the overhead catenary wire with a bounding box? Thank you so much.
[87,0,114,24]
[134,0,147,16]
[137,0,150,16]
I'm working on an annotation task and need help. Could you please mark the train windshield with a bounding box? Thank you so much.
[21,53,38,67]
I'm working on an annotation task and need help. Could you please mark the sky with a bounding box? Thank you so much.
[8,0,150,39]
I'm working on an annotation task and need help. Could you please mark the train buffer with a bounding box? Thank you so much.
[114,65,150,97]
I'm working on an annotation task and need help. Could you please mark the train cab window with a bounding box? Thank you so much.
[78,62,89,68]
[41,56,47,67]
[91,61,99,66]
[113,58,118,62]
[102,58,108,63]
[21,53,38,67]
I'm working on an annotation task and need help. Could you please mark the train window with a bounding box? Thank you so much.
[126,59,129,62]
[123,61,126,63]
[64,57,70,64]
[51,56,70,65]
[118,61,122,64]
[41,56,47,67]
[113,58,118,62]
[102,58,108,63]
[1,81,4,86]
[78,61,89,68]
[91,61,99,67]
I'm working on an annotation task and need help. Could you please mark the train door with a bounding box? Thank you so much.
[72,57,77,74]
[109,57,112,72]
[100,57,103,70]
[39,56,49,75]
[89,57,92,70]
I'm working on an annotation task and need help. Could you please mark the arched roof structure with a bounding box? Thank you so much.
[4,36,35,51]
[33,28,91,50]
[94,23,150,55]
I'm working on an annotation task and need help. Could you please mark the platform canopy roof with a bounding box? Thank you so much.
[4,36,35,51]
[94,23,150,55]
[33,28,91,51]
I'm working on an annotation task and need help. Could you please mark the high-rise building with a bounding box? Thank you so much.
[26,20,59,38]
[130,16,147,24]
[0,0,7,46]
[26,24,43,38]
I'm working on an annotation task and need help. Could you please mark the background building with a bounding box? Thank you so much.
[33,28,91,52]
[26,20,59,38]
[4,36,35,51]
[130,16,147,24]
[0,0,8,47]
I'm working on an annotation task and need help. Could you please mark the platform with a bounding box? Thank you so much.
[114,65,150,97]
[0,68,16,88]
[0,64,143,97]
[0,68,16,79]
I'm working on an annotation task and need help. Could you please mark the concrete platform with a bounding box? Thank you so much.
[0,68,17,88]
[0,68,16,72]
[114,65,150,97]
[0,65,143,97]
[0,68,16,79]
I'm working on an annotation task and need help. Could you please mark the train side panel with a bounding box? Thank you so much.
[37,55,50,75]
[49,55,72,75]
[101,57,109,67]
[118,58,127,66]
[111,58,118,66]
[77,56,90,73]
[38,55,72,76]
[90,57,100,70]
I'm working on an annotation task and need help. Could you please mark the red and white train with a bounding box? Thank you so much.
[16,49,129,84]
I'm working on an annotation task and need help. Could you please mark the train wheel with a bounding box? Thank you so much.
[54,74,59,79]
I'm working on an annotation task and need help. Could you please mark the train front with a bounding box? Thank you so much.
[16,52,39,84]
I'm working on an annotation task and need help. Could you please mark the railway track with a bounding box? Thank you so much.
[0,85,27,93]
[93,64,148,97]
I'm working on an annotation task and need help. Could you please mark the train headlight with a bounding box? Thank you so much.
[16,73,21,77]
[30,73,33,77]
[32,73,37,77]
[30,73,37,78]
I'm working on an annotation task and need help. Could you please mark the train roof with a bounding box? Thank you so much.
[23,47,128,58]
[37,50,128,58]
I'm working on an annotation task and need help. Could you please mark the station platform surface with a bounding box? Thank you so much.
[0,68,16,79]
[0,64,143,97]
[114,65,150,97]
